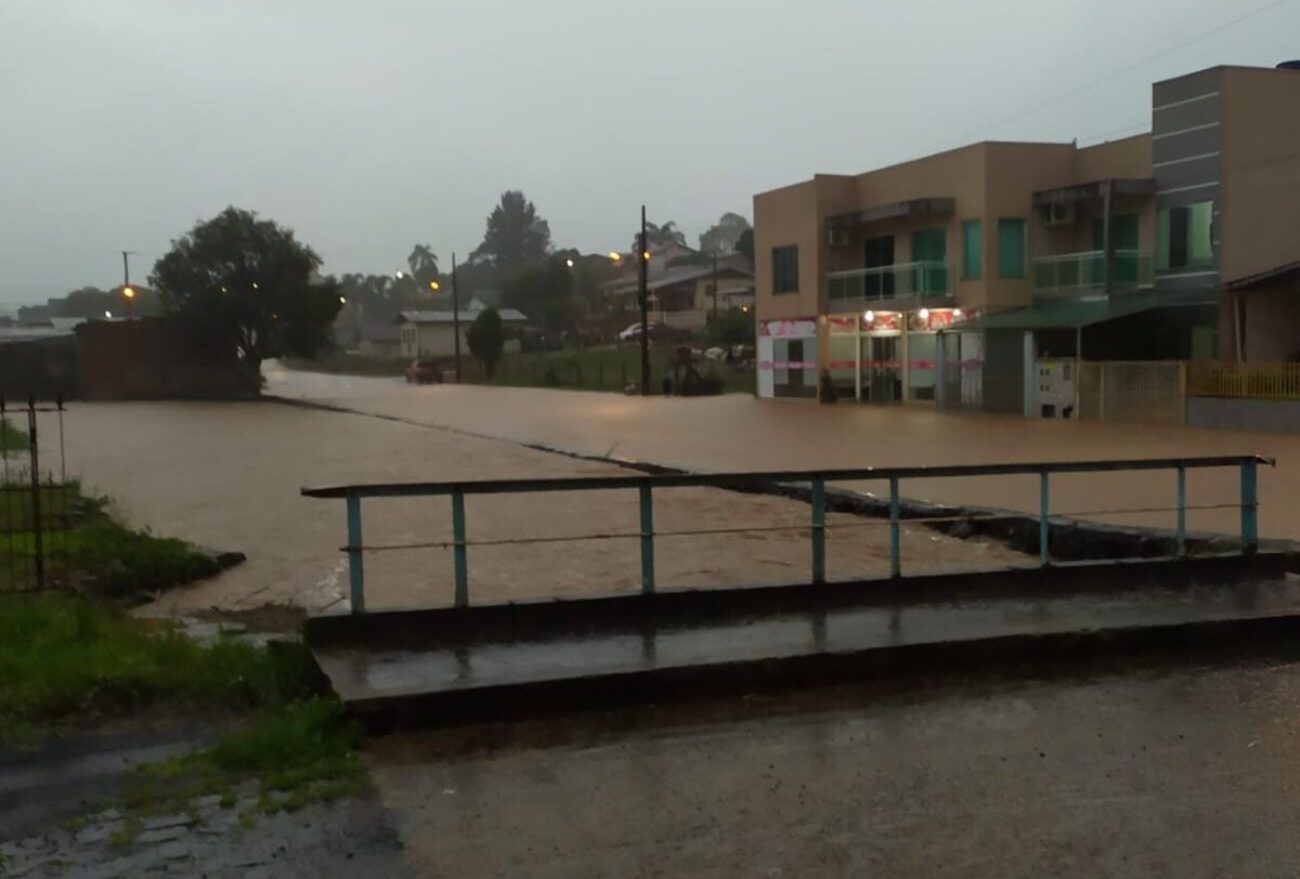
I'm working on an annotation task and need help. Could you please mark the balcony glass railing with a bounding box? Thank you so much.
[827,261,951,304]
[1033,250,1153,295]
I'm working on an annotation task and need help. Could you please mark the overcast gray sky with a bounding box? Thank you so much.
[2,0,1298,308]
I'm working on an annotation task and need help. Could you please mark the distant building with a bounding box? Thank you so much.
[752,62,1300,408]
[356,316,402,357]
[603,248,755,329]
[397,309,528,359]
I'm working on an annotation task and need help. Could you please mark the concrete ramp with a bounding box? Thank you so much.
[305,555,1300,730]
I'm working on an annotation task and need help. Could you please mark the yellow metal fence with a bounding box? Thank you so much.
[1187,362,1300,400]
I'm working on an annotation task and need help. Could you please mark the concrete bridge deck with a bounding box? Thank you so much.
[307,556,1300,728]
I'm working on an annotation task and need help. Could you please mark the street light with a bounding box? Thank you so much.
[608,252,622,262]
[428,280,440,292]
[566,258,575,268]
[104,310,112,319]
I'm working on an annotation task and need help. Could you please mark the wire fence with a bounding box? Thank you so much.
[1,396,74,592]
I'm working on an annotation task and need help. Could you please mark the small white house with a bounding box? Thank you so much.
[397,309,528,359]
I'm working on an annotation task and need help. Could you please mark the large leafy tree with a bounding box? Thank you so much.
[735,227,755,262]
[500,257,573,333]
[472,191,551,269]
[698,212,751,256]
[150,207,342,386]
[466,306,505,377]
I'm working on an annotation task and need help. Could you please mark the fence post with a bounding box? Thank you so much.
[27,398,43,590]
[811,476,826,585]
[452,486,469,607]
[345,492,365,614]
[1176,465,1187,557]
[638,482,655,594]
[1240,459,1258,554]
[889,476,901,578]
[1039,471,1050,567]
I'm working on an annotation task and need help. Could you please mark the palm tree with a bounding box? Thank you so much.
[407,244,439,283]
[632,221,688,253]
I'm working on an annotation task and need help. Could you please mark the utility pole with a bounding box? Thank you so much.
[639,205,650,396]
[121,251,137,318]
[711,250,719,322]
[452,252,462,382]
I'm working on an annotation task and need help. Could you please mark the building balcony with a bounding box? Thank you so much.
[1032,250,1153,297]
[827,261,953,310]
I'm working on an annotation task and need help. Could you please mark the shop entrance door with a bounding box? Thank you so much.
[862,336,901,402]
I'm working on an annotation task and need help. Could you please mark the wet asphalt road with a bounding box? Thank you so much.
[374,657,1300,878]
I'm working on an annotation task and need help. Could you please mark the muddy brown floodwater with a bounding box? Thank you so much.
[53,396,1024,617]
[268,365,1300,542]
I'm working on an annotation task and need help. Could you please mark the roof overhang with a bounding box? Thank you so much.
[1226,260,1300,292]
[1033,178,1155,207]
[827,197,955,231]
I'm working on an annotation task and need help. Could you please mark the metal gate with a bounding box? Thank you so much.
[1,396,72,592]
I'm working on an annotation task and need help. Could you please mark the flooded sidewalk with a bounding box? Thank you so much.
[267,366,1300,542]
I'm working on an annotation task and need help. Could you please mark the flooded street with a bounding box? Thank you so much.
[266,366,1300,542]
[57,388,1022,616]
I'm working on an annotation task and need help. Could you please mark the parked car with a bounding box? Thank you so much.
[617,322,657,342]
[405,359,443,384]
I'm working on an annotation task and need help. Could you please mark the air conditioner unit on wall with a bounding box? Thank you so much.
[1044,202,1076,227]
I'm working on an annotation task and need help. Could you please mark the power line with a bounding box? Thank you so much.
[968,0,1294,140]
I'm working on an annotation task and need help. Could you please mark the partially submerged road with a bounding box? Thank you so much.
[267,367,1300,542]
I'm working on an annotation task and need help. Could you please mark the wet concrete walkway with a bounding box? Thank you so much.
[315,576,1300,712]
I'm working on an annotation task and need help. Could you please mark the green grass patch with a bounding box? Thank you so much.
[0,483,221,596]
[0,593,316,741]
[0,418,26,453]
[129,698,368,826]
[483,344,756,395]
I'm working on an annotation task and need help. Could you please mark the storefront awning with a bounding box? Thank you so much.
[950,294,1165,332]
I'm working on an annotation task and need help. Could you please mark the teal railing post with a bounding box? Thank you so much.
[889,476,901,578]
[451,487,468,607]
[1039,471,1050,567]
[1176,465,1187,557]
[639,482,655,594]
[345,492,365,614]
[811,476,826,585]
[1240,458,1258,554]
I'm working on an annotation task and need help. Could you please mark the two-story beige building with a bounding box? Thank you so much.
[752,63,1300,413]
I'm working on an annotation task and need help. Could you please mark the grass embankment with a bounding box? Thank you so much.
[483,345,756,395]
[0,483,221,595]
[285,344,757,394]
[0,593,366,822]
[0,483,366,826]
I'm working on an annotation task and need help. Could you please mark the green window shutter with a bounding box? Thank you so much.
[961,220,982,280]
[1189,201,1214,265]
[1156,208,1171,271]
[997,219,1027,279]
[772,245,799,294]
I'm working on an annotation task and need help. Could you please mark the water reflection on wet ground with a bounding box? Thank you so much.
[371,653,1300,878]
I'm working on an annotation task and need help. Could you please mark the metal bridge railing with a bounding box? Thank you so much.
[302,456,1273,614]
